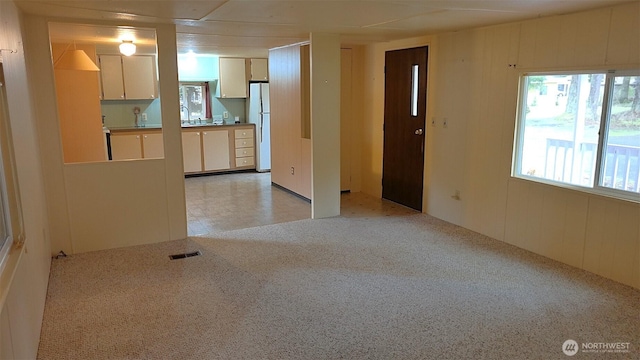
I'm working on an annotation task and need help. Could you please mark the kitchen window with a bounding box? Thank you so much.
[179,82,211,123]
[513,70,640,201]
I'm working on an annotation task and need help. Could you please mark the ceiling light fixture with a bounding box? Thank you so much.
[53,43,100,72]
[119,40,136,56]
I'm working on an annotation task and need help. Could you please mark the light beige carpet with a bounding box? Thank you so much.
[37,213,639,359]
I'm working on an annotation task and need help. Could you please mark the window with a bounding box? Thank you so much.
[0,64,23,274]
[0,158,10,269]
[179,82,210,123]
[0,75,12,268]
[513,71,640,201]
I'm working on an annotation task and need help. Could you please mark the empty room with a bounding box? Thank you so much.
[0,0,638,359]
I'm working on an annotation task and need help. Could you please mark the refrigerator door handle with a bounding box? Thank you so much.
[260,115,264,143]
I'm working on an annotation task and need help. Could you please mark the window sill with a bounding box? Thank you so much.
[0,240,25,310]
[511,175,640,204]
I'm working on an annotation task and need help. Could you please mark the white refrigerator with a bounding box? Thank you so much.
[248,83,271,172]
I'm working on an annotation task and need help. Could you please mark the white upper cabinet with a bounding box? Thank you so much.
[219,58,247,98]
[122,56,158,100]
[99,55,158,100]
[99,55,125,100]
[249,58,268,81]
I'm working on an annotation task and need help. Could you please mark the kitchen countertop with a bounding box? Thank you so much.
[181,123,254,129]
[107,125,162,133]
[107,123,253,133]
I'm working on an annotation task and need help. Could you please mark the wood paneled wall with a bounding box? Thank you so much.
[269,44,311,199]
[270,44,362,200]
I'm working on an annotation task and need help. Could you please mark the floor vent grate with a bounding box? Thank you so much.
[169,251,202,260]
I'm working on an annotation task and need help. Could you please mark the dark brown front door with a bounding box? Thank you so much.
[382,47,428,211]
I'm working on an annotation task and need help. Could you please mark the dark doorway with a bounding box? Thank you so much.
[382,46,428,211]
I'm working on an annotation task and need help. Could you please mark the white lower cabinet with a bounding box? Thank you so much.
[111,134,142,160]
[109,127,254,172]
[234,128,255,169]
[202,130,230,171]
[181,125,255,174]
[143,133,164,158]
[182,131,203,173]
[110,130,163,161]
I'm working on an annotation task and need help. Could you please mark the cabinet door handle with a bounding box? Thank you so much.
[203,132,207,135]
[136,135,140,139]
[195,132,200,135]
[144,135,147,138]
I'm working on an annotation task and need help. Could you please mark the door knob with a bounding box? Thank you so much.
[414,128,423,135]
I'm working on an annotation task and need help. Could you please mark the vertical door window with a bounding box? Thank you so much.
[411,64,419,117]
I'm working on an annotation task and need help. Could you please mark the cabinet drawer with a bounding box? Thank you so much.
[234,129,254,139]
[235,147,254,158]
[235,156,255,167]
[235,138,254,148]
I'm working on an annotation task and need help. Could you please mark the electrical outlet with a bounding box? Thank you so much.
[290,166,295,175]
[223,111,229,119]
[141,113,147,121]
[443,117,448,128]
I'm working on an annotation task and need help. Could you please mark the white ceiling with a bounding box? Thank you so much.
[16,0,631,58]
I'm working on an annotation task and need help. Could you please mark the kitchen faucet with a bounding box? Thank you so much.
[180,105,192,125]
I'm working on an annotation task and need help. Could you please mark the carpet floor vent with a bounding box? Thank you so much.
[169,251,201,260]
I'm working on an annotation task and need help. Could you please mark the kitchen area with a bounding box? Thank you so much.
[37,17,350,254]
[47,22,291,240]
[174,56,271,175]
[102,53,271,176]
[51,22,272,177]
